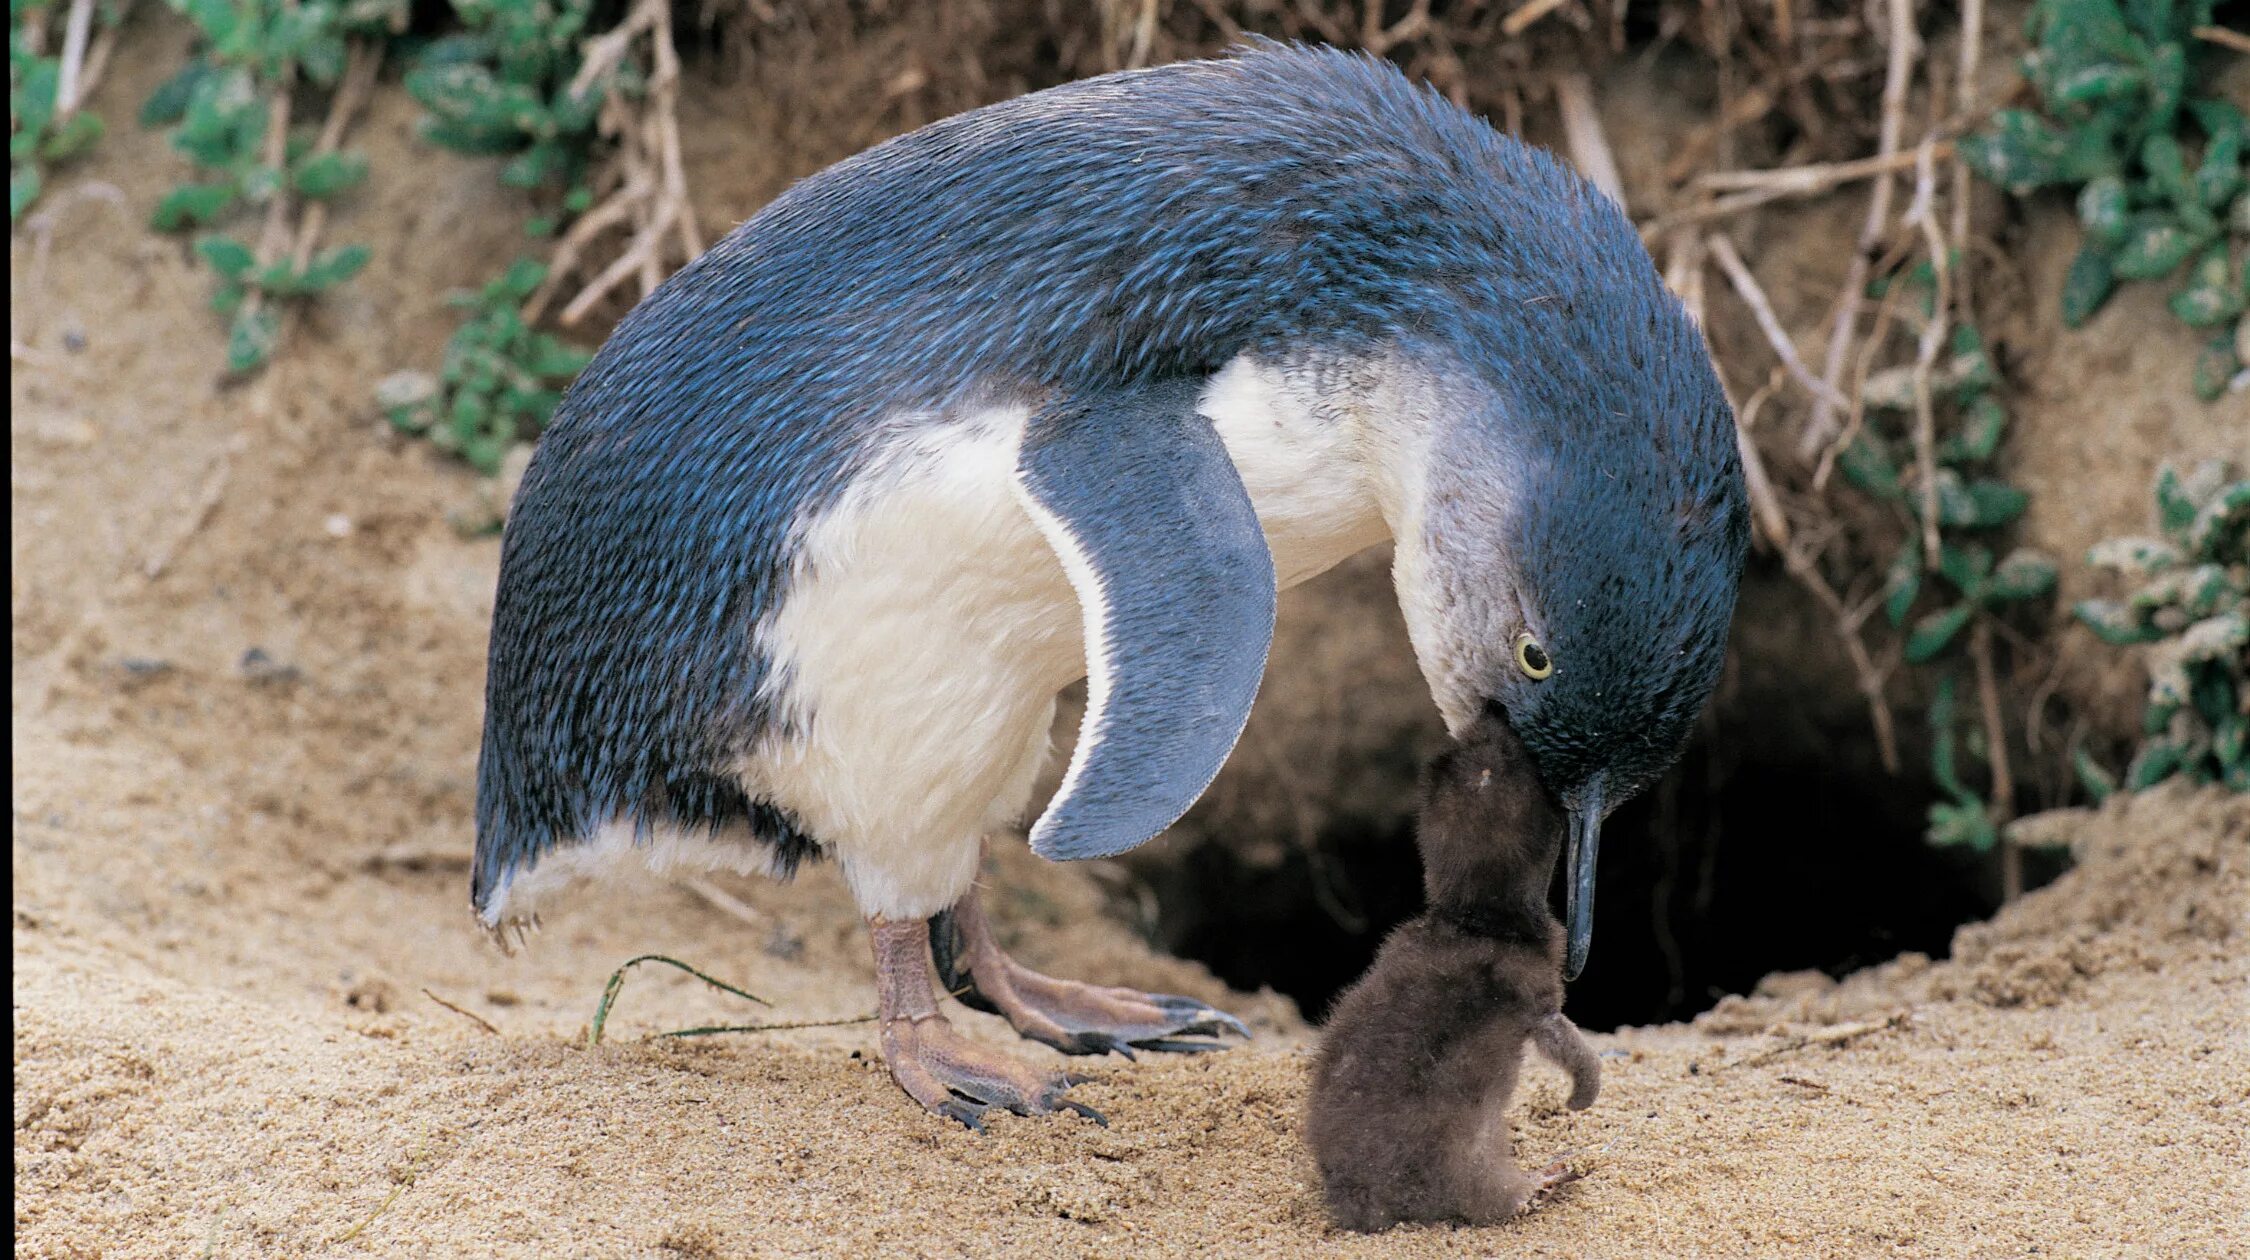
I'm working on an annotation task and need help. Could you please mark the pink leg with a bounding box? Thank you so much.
[928,887,1250,1058]
[869,915,1102,1130]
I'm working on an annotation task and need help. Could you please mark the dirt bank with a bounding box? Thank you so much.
[14,16,2248,1260]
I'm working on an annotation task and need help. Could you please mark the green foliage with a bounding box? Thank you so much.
[403,0,611,207]
[383,0,624,472]
[144,0,403,372]
[1926,675,2001,852]
[380,259,591,474]
[2074,460,2250,793]
[1839,267,2061,849]
[11,0,114,222]
[1960,0,2247,400]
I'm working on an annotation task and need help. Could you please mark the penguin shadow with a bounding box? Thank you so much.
[1304,710,1600,1233]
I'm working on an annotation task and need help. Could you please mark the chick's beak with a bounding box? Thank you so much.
[1563,778,1603,981]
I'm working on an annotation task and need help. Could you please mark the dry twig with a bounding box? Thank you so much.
[1800,0,1918,462]
[2192,25,2250,54]
[1501,0,1572,39]
[1972,619,2021,900]
[421,987,500,1035]
[142,453,234,581]
[287,42,384,277]
[528,0,706,327]
[1555,72,1624,205]
[1707,232,1853,414]
[53,0,95,116]
[1693,144,1954,195]
[1360,0,1431,56]
[685,876,769,929]
[1902,140,1951,570]
[1721,1010,1912,1071]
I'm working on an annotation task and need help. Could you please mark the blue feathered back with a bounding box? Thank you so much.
[473,42,1719,910]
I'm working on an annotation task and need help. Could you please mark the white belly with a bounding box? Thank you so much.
[746,354,1393,919]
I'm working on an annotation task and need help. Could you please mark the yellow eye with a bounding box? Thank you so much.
[1515,634,1553,679]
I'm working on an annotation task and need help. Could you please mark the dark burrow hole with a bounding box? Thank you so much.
[1134,738,2056,1033]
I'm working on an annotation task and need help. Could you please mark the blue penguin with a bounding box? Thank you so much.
[472,42,1748,1127]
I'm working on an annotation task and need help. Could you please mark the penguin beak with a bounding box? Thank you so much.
[1563,778,1603,982]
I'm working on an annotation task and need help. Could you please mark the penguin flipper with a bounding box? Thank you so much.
[1012,378,1277,862]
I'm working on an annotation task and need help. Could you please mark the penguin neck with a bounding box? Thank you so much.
[1344,349,1514,737]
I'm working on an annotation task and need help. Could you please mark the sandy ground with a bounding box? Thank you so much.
[14,19,2250,1260]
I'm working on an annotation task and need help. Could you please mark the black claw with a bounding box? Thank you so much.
[1164,1018,1231,1040]
[936,1097,989,1132]
[1086,1033,1136,1061]
[1147,996,1254,1041]
[1059,1100,1108,1127]
[1129,1037,1228,1055]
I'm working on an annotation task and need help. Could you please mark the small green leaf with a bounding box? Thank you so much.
[2060,244,2117,328]
[2154,464,2197,533]
[290,151,368,199]
[2146,42,2186,119]
[1838,435,1903,500]
[1937,542,1995,594]
[2215,712,2247,772]
[238,163,283,205]
[301,243,372,291]
[2072,747,2117,803]
[141,59,215,127]
[1988,549,2060,602]
[2193,126,2244,209]
[2194,331,2242,402]
[2171,284,2242,329]
[1942,395,2010,464]
[1907,604,1975,663]
[525,338,591,380]
[1925,798,1998,851]
[10,163,41,223]
[2086,534,2183,574]
[2076,176,2131,246]
[2074,598,2161,645]
[490,258,549,302]
[39,112,104,162]
[2052,62,2144,106]
[1884,546,1922,627]
[2186,479,2250,559]
[2141,133,2195,209]
[1948,324,1997,398]
[2124,739,2183,791]
[227,305,280,375]
[194,235,257,278]
[1960,112,2068,193]
[151,182,238,230]
[1935,474,2029,528]
[2112,219,2198,281]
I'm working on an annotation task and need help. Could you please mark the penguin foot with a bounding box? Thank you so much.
[1519,1160,1585,1214]
[929,891,1252,1058]
[877,1012,1105,1131]
[869,913,1104,1131]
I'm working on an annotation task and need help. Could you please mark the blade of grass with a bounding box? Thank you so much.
[589,953,769,1048]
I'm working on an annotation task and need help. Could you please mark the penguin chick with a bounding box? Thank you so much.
[1306,711,1599,1233]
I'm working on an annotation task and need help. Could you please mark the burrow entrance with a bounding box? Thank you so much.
[1133,735,2041,1032]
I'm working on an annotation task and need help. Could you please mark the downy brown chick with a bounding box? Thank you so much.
[1306,711,1601,1232]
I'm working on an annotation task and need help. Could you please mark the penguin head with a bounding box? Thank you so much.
[1387,280,1748,977]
